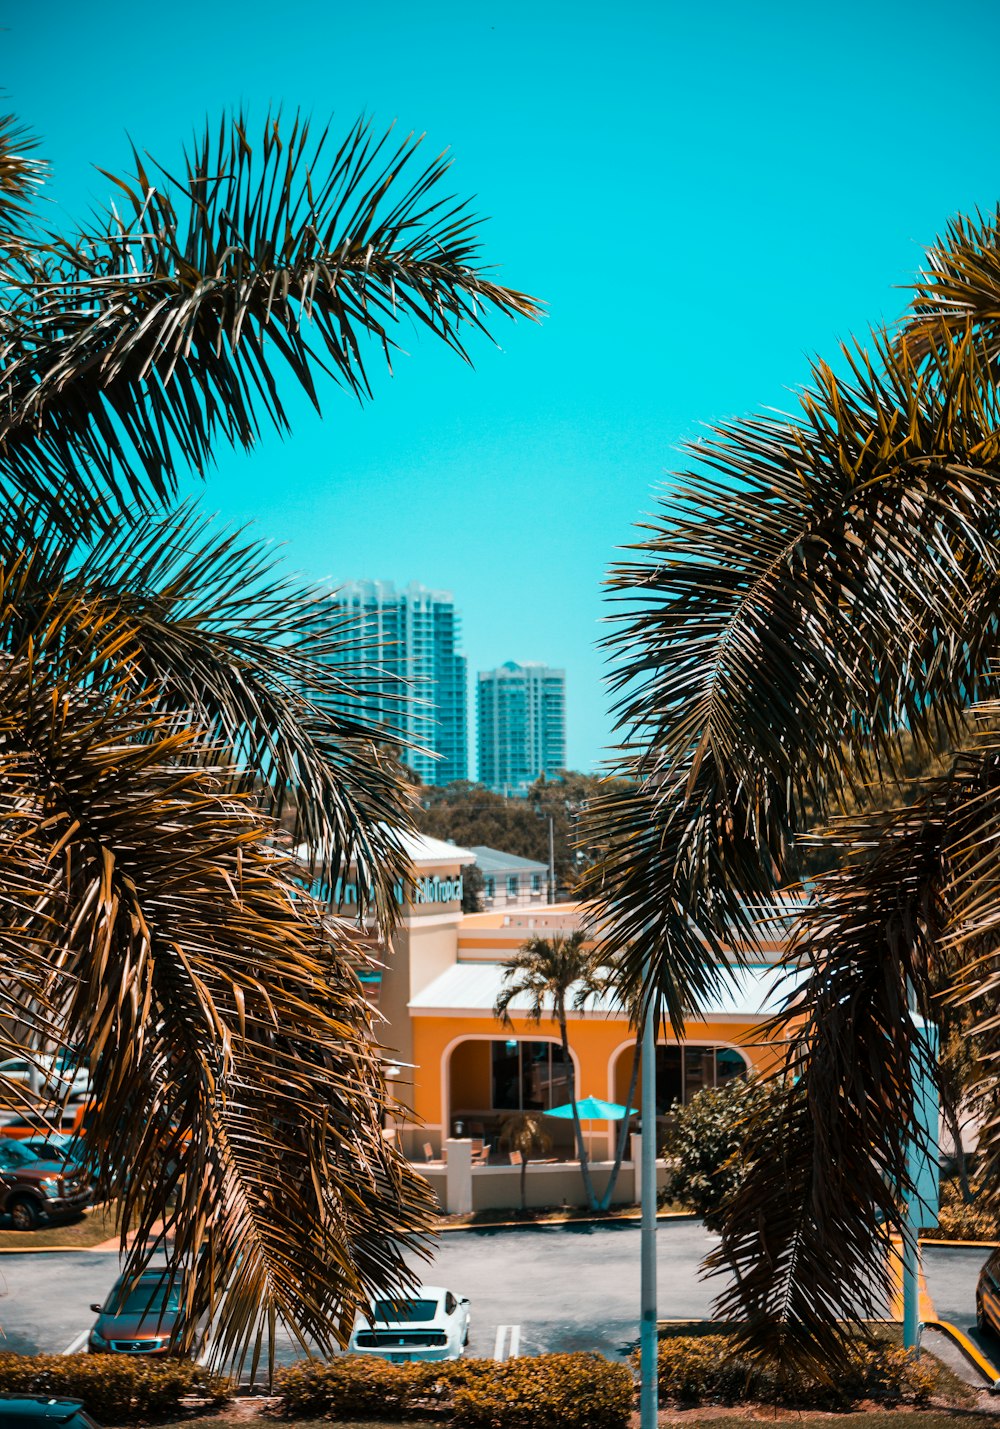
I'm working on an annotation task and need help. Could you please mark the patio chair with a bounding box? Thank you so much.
[508,1150,523,1166]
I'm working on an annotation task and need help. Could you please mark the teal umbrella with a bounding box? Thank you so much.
[545,1096,637,1121]
[544,1096,638,1160]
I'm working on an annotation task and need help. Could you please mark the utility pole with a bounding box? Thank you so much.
[548,814,556,903]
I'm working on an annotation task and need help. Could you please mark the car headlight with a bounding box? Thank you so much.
[88,1330,108,1350]
[39,1177,60,1198]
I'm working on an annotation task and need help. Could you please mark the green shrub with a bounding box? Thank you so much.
[934,1176,1000,1241]
[448,1354,632,1429]
[661,1076,794,1230]
[276,1353,633,1428]
[635,1334,935,1408]
[276,1357,461,1419]
[0,1353,230,1419]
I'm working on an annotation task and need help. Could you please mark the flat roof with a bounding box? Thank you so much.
[293,829,476,870]
[409,961,794,1022]
[469,846,550,874]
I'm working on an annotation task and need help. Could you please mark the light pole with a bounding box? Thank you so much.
[639,974,658,1429]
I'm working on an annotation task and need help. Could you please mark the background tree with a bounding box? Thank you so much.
[415,771,633,893]
[586,203,1000,1374]
[0,109,538,1370]
[498,1112,552,1211]
[493,932,606,1211]
[662,1076,793,1231]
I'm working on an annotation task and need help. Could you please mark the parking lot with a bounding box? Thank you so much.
[0,1223,989,1376]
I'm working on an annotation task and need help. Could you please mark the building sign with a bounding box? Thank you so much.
[331,874,463,908]
[413,875,463,905]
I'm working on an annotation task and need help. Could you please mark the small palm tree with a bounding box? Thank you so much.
[493,932,606,1211]
[498,1112,552,1212]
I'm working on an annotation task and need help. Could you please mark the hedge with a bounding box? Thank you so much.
[635,1334,937,1408]
[276,1353,634,1429]
[0,1353,231,1419]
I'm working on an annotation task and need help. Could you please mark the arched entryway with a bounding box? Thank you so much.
[443,1035,581,1159]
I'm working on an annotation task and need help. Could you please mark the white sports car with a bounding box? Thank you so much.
[348,1285,470,1362]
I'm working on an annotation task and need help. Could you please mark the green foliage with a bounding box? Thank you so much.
[663,1075,791,1230]
[0,1353,230,1419]
[935,1175,1000,1240]
[276,1353,633,1429]
[450,1353,633,1429]
[416,772,633,894]
[638,1334,935,1408]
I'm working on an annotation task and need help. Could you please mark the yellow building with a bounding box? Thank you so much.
[346,835,793,1165]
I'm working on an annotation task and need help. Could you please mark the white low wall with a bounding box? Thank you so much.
[417,1147,670,1213]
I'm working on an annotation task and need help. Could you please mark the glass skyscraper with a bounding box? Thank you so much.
[317,580,468,787]
[477,661,566,795]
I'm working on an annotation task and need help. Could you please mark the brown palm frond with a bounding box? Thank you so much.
[590,317,1000,1027]
[903,206,1000,362]
[0,111,541,529]
[708,797,945,1374]
[0,501,415,923]
[709,711,1000,1372]
[0,115,44,240]
[0,606,435,1374]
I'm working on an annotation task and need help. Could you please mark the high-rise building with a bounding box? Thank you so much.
[317,580,468,787]
[477,661,566,795]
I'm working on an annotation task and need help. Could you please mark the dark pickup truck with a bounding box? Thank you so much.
[0,1137,92,1229]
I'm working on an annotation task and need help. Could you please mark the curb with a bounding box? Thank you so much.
[919,1237,1000,1249]
[924,1319,1000,1389]
[436,1210,698,1233]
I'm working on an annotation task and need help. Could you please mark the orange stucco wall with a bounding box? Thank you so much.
[409,1010,784,1133]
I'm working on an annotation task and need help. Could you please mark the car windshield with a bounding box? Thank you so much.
[372,1298,438,1323]
[0,1142,40,1168]
[107,1278,182,1317]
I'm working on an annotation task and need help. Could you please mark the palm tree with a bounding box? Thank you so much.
[493,932,606,1210]
[587,203,1000,1375]
[0,109,539,1371]
[498,1112,552,1212]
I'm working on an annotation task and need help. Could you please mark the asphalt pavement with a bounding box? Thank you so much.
[0,1220,723,1366]
[0,1224,989,1379]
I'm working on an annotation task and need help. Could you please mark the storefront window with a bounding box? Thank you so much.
[490,1039,567,1111]
[655,1044,749,1111]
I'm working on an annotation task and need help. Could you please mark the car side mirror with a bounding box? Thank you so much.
[460,1297,470,1305]
[89,1304,102,1314]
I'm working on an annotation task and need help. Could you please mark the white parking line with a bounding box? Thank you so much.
[61,1330,88,1356]
[493,1324,521,1361]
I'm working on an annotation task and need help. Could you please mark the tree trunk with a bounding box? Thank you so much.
[559,1003,598,1211]
[599,1036,640,1212]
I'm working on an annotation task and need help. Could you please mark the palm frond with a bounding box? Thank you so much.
[710,798,944,1373]
[0,115,44,240]
[0,111,541,528]
[0,501,415,922]
[591,319,1000,1025]
[0,608,435,1374]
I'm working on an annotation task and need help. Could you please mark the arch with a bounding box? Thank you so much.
[439,1032,582,1155]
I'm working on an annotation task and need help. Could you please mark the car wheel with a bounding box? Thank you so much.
[463,1321,470,1347]
[8,1197,40,1231]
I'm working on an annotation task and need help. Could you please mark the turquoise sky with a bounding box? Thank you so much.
[10,0,1000,772]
